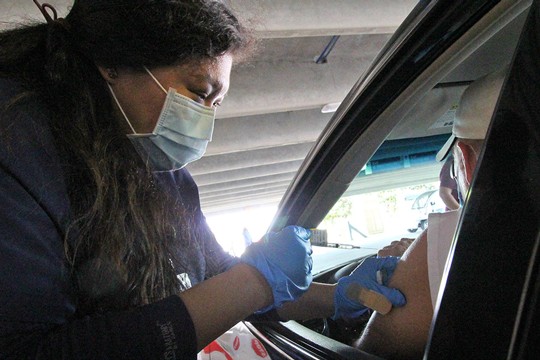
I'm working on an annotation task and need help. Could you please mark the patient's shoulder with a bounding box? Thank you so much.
[356,230,432,359]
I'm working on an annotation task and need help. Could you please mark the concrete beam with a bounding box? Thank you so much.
[230,0,418,38]
[188,142,314,175]
[219,35,390,118]
[1,0,417,36]
[207,108,330,155]
[200,182,290,202]
[198,172,296,194]
[192,159,303,186]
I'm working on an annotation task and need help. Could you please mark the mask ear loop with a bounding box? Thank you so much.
[144,67,169,95]
[107,67,169,135]
[106,83,137,134]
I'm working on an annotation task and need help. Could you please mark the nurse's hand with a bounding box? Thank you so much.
[333,256,406,320]
[241,225,313,312]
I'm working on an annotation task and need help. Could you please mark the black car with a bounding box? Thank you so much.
[244,0,539,358]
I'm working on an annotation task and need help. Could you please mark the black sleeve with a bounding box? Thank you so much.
[0,163,198,360]
[2,296,197,360]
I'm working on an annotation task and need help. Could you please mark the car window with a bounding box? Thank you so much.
[315,148,446,252]
[310,10,527,262]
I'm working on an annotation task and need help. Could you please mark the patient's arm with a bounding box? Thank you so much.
[356,230,432,359]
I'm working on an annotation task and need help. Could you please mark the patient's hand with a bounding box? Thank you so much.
[377,238,414,257]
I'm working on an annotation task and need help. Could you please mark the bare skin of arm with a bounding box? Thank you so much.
[356,230,432,359]
[180,270,337,350]
[181,233,428,351]
[277,282,336,321]
[178,263,273,352]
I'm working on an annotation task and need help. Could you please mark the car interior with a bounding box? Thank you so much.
[249,0,536,358]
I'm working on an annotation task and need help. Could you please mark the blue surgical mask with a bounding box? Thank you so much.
[107,67,215,171]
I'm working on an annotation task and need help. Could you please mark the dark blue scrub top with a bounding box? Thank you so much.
[0,78,237,359]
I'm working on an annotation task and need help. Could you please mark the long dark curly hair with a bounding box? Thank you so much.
[0,0,254,314]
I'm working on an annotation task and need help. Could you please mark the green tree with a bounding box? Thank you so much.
[324,198,353,223]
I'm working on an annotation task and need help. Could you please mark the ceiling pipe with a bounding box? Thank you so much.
[314,35,341,64]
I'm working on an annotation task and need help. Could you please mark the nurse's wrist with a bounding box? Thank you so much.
[230,263,274,312]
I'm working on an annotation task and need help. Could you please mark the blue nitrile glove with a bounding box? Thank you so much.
[332,256,406,320]
[241,225,313,312]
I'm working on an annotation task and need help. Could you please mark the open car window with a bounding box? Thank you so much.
[306,7,526,273]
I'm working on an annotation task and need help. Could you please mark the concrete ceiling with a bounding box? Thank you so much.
[1,0,418,215]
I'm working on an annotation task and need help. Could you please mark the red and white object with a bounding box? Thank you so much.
[198,322,271,360]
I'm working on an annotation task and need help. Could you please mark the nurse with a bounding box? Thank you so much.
[0,1,404,358]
